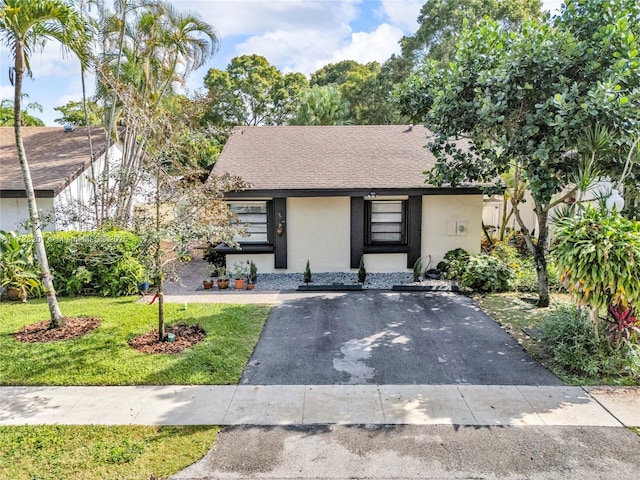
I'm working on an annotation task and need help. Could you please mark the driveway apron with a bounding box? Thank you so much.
[241,291,562,385]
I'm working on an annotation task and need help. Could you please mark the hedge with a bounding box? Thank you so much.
[38,230,147,297]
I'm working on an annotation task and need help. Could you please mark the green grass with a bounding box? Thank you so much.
[0,425,219,479]
[0,297,271,385]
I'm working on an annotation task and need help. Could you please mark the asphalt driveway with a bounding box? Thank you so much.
[241,291,562,385]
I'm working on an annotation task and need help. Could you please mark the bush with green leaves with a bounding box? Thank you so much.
[487,241,562,293]
[37,230,147,297]
[543,305,640,381]
[436,248,470,280]
[460,253,514,292]
[554,207,640,340]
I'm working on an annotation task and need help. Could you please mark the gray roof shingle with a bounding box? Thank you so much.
[212,125,468,191]
[0,126,108,196]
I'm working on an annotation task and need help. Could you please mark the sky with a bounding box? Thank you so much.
[0,0,565,126]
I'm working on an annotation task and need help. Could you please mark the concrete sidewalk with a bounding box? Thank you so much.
[1,385,638,427]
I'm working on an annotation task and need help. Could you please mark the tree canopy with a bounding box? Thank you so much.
[401,0,543,63]
[204,54,308,126]
[403,0,639,306]
[53,99,102,126]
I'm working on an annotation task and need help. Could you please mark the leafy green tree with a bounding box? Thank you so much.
[53,99,103,126]
[0,99,44,126]
[0,0,90,327]
[311,60,402,124]
[290,84,349,126]
[204,54,308,126]
[401,0,543,63]
[407,0,639,307]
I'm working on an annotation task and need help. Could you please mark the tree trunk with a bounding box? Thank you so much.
[13,41,64,327]
[157,278,165,341]
[511,196,551,308]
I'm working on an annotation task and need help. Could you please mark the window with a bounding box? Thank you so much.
[229,201,269,243]
[366,200,406,244]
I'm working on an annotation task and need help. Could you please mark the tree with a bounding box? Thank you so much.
[0,0,90,327]
[0,99,45,126]
[53,99,103,126]
[401,0,543,63]
[311,60,403,125]
[290,84,349,126]
[407,0,639,307]
[94,0,219,227]
[123,94,244,341]
[205,54,308,126]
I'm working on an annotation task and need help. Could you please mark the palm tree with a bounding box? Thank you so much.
[0,0,90,327]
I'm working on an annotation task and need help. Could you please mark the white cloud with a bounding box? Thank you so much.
[378,0,422,32]
[0,85,14,102]
[181,0,360,38]
[541,0,565,15]
[328,23,403,66]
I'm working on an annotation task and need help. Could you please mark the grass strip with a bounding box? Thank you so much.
[0,297,270,385]
[0,425,218,480]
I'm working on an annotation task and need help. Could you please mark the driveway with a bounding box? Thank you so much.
[241,292,562,385]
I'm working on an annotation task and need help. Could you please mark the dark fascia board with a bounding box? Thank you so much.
[0,189,55,199]
[224,187,484,198]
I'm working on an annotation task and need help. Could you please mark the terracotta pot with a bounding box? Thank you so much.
[234,279,245,290]
[247,283,255,290]
[6,287,22,301]
[203,280,214,290]
[217,279,229,290]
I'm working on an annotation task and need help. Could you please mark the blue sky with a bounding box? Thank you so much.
[0,0,565,126]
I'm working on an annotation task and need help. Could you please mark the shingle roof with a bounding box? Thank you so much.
[0,126,108,196]
[212,125,470,191]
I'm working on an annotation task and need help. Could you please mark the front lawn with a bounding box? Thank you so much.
[0,297,270,385]
[0,425,218,480]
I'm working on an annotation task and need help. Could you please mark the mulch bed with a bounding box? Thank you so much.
[128,324,206,354]
[14,317,101,343]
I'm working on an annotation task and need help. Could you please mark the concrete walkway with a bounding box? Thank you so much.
[1,385,638,427]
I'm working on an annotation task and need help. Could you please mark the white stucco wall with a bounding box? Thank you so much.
[224,253,274,275]
[1,145,122,233]
[362,253,407,272]
[422,194,482,266]
[0,197,55,232]
[287,196,351,272]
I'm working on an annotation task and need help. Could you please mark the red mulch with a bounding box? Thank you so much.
[14,317,101,343]
[128,324,206,354]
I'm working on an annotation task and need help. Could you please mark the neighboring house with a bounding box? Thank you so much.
[0,126,121,232]
[211,125,484,273]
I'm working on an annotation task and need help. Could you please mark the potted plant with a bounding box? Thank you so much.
[232,262,249,290]
[0,231,41,302]
[216,267,230,290]
[203,266,217,290]
[247,260,258,290]
[1,257,40,302]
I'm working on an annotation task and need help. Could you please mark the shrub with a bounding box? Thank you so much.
[35,230,147,297]
[203,243,226,269]
[543,305,640,380]
[554,207,640,341]
[437,248,470,280]
[460,254,514,292]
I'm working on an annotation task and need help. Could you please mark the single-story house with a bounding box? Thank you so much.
[211,125,483,273]
[0,126,121,232]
